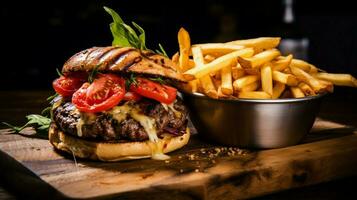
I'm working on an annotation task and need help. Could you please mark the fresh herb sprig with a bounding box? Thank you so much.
[56,68,63,76]
[155,43,168,57]
[104,6,147,50]
[47,93,59,102]
[104,6,169,57]
[2,114,51,137]
[149,77,166,85]
[88,64,102,83]
[2,93,58,138]
[125,73,137,89]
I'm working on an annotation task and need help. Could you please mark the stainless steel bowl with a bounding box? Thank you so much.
[182,93,326,148]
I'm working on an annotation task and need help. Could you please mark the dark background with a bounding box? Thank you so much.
[1,0,357,90]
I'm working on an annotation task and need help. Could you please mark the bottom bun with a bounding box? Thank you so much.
[49,123,190,161]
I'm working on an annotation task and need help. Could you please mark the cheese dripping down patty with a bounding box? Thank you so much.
[73,102,171,160]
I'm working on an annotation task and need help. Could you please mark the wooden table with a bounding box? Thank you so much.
[0,88,357,199]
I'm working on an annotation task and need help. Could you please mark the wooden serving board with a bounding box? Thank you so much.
[1,118,357,199]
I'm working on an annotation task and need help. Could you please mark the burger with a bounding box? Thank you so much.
[49,46,190,161]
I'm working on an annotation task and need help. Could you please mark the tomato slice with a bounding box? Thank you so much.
[123,91,142,101]
[72,74,125,113]
[130,78,177,104]
[52,73,87,97]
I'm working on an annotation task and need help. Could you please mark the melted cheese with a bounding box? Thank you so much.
[51,97,63,116]
[105,103,171,160]
[161,102,182,118]
[108,104,132,123]
[130,108,170,160]
[73,103,171,160]
[167,103,182,118]
[76,112,96,137]
[76,118,84,137]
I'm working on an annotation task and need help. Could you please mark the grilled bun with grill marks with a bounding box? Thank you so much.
[62,47,186,82]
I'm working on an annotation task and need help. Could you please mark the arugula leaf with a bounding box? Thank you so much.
[104,6,131,47]
[122,23,140,48]
[56,68,63,77]
[132,22,146,50]
[47,93,59,102]
[155,43,168,57]
[2,114,51,134]
[2,92,60,138]
[104,6,148,50]
[88,64,102,83]
[125,73,138,89]
[104,6,170,56]
[26,115,51,130]
[41,107,52,117]
[149,77,166,85]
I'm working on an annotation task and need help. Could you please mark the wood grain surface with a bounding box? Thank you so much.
[1,89,357,199]
[1,118,357,199]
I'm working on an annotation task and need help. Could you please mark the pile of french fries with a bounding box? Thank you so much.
[173,28,357,99]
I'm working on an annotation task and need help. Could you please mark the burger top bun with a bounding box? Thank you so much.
[62,46,186,82]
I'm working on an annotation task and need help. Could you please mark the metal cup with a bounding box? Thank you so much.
[183,92,325,148]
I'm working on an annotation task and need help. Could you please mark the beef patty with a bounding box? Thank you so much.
[52,98,188,142]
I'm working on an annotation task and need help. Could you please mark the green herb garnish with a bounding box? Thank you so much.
[2,114,51,137]
[155,43,168,57]
[104,6,147,50]
[88,64,102,83]
[104,6,169,55]
[2,93,59,137]
[41,107,52,117]
[56,68,63,77]
[47,93,59,102]
[125,73,138,89]
[149,77,166,85]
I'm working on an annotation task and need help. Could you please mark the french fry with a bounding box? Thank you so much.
[238,49,280,69]
[212,77,221,90]
[290,87,305,98]
[204,55,216,63]
[309,65,319,74]
[272,54,293,71]
[191,46,218,98]
[200,76,218,98]
[172,52,179,65]
[221,65,233,95]
[232,63,245,80]
[298,82,315,96]
[318,79,334,93]
[244,68,260,75]
[261,63,273,96]
[290,66,325,93]
[298,82,316,96]
[238,91,271,99]
[272,70,298,86]
[314,73,357,87]
[227,37,281,53]
[283,67,292,74]
[240,81,260,92]
[290,59,319,73]
[192,46,204,66]
[272,82,286,99]
[217,86,229,98]
[192,43,244,55]
[178,28,191,72]
[213,70,221,80]
[233,75,260,91]
[188,59,195,68]
[188,80,199,93]
[183,48,254,80]
[175,28,356,100]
